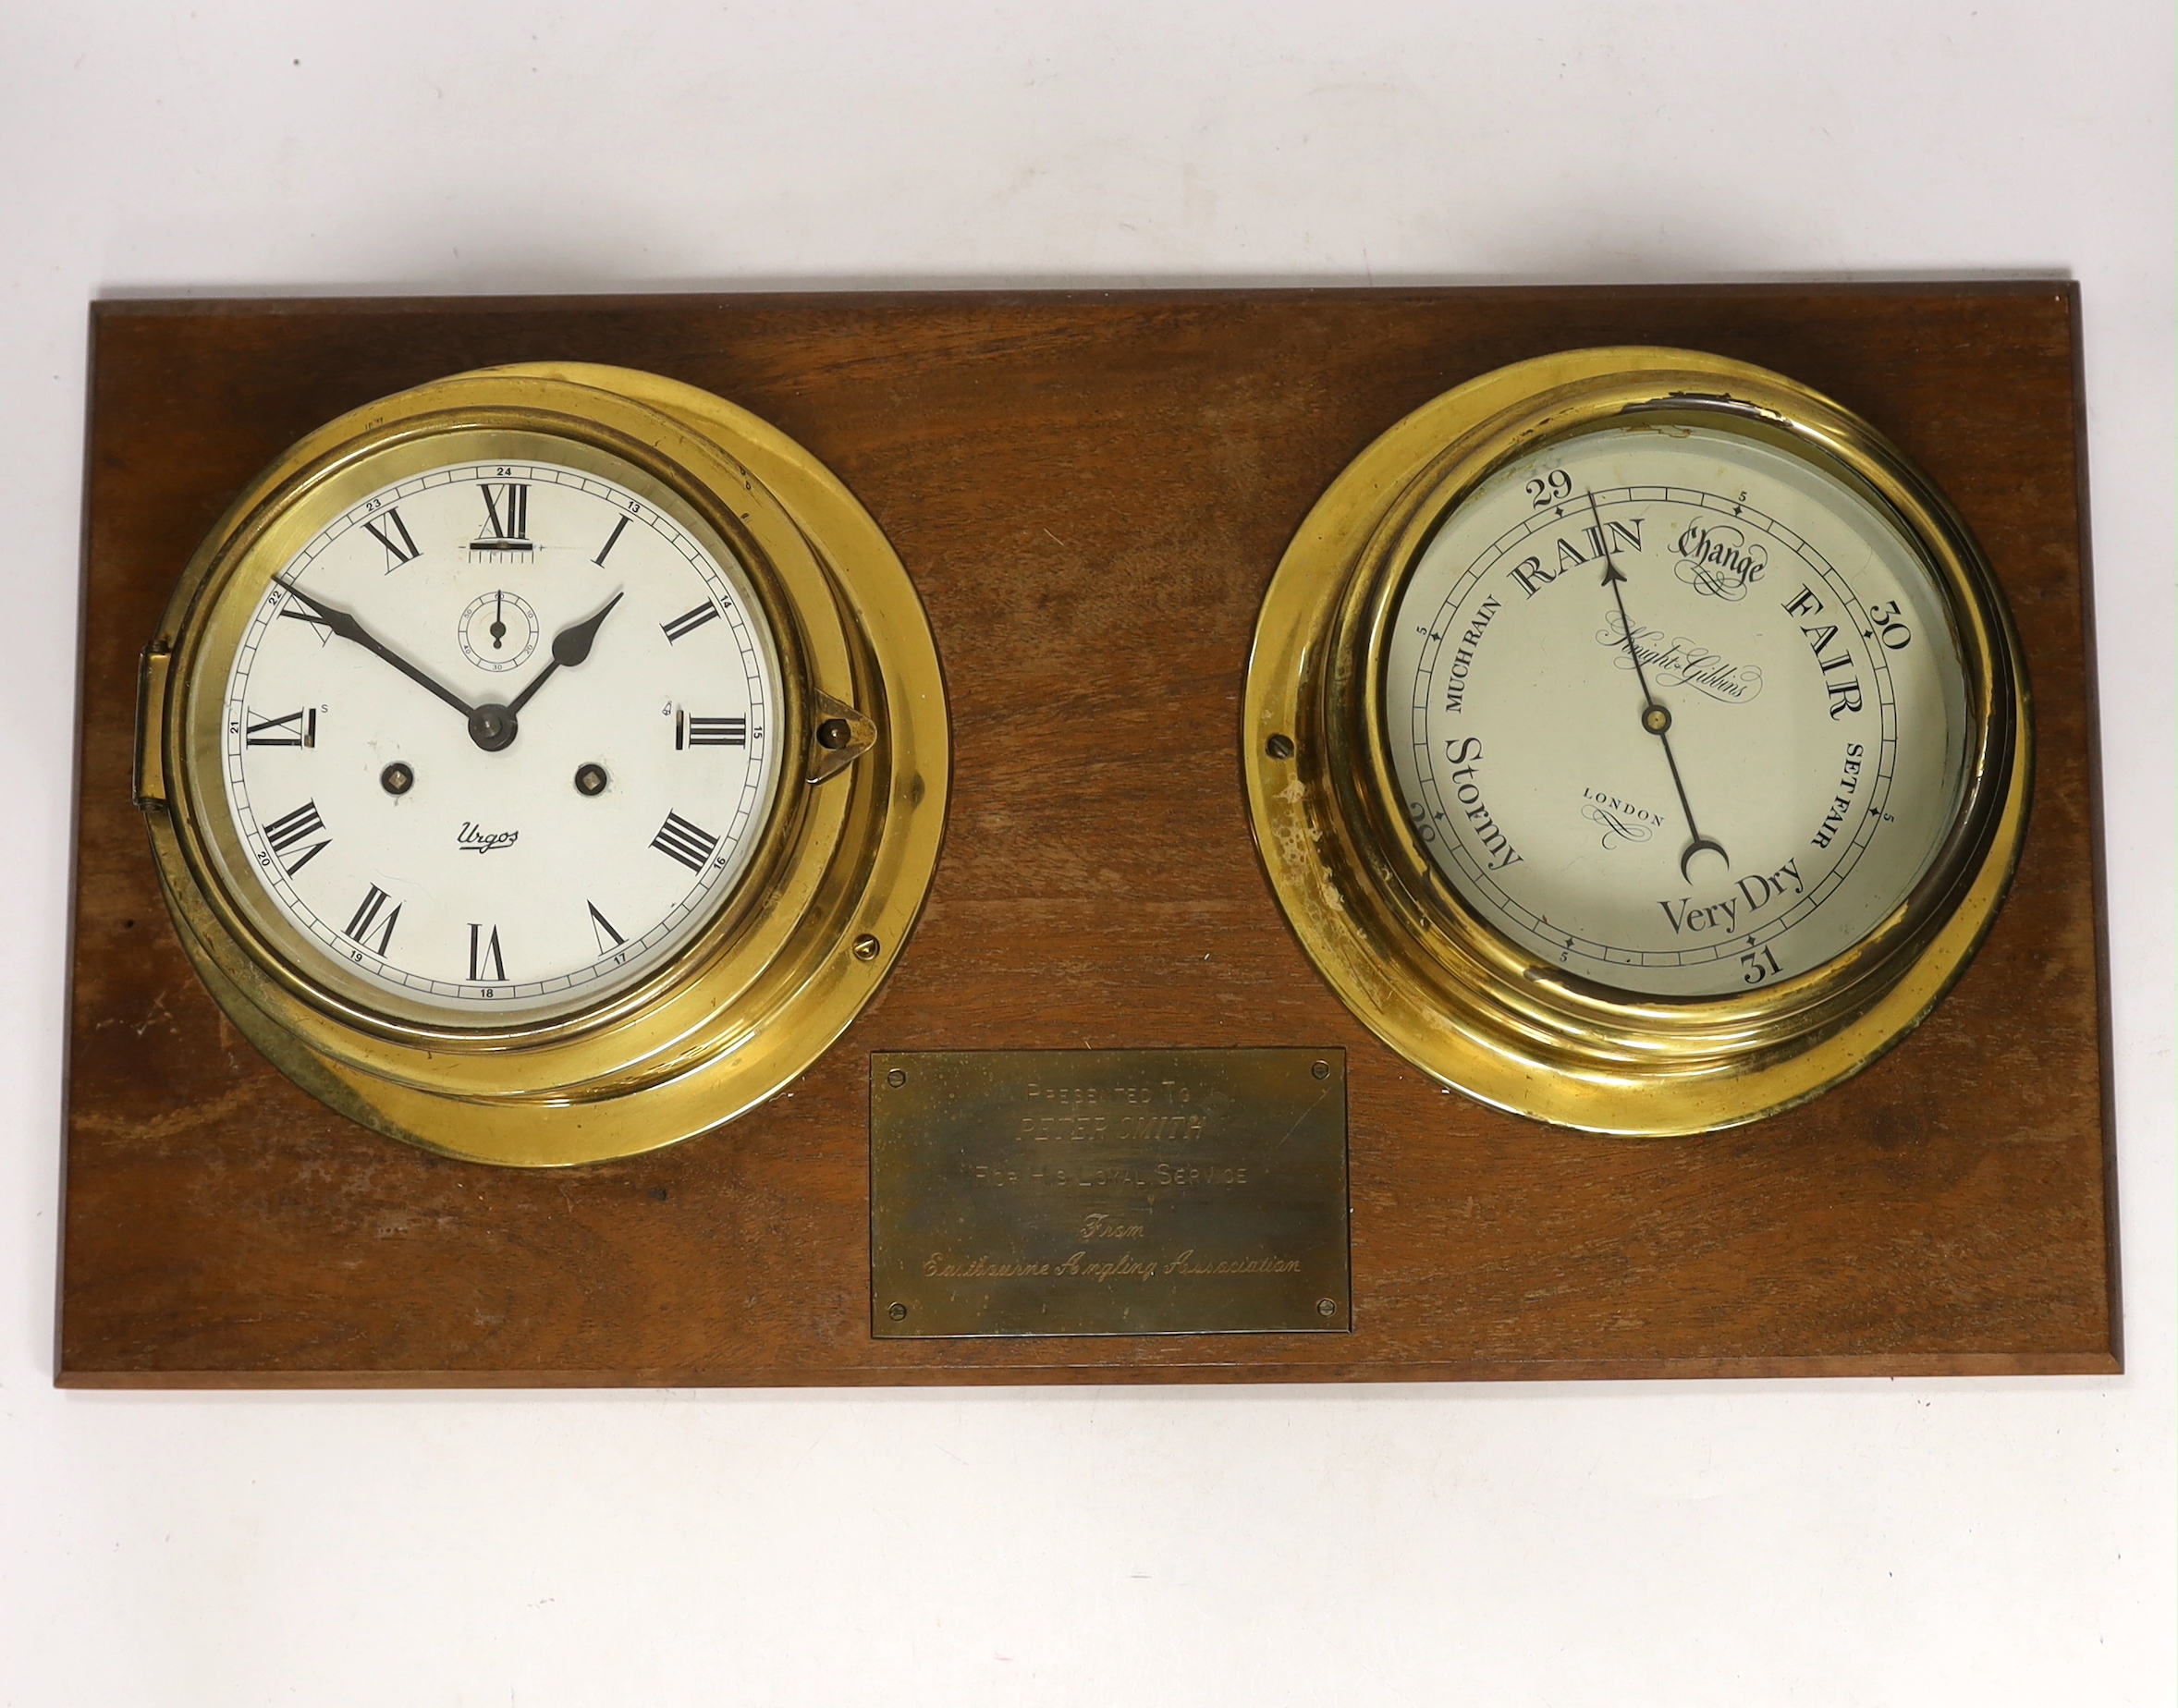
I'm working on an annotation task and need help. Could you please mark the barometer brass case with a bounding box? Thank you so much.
[1243,348,2033,1135]
[135,364,948,1166]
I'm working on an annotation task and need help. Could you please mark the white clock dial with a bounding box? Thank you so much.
[221,457,783,1021]
[1384,421,1971,998]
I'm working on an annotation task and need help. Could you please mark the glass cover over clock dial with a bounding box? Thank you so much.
[1382,420,1971,999]
[220,453,784,1022]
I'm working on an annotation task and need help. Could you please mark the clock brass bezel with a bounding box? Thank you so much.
[1242,348,2032,1136]
[178,420,801,1036]
[139,365,949,1167]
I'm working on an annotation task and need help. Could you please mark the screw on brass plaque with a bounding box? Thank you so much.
[870,1049,1351,1338]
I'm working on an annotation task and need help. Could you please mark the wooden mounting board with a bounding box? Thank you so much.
[59,285,2117,1386]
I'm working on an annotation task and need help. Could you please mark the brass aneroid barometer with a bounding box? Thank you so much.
[135,364,947,1166]
[1244,348,2031,1135]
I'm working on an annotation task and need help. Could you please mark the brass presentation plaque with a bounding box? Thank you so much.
[871,1049,1350,1337]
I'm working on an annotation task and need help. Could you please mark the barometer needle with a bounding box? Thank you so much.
[1588,493,1728,882]
[508,592,625,716]
[274,575,476,720]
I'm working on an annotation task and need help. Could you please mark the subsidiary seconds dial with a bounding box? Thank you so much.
[1384,421,1969,998]
[224,456,782,1021]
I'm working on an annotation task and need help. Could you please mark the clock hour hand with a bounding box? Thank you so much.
[507,592,625,717]
[1588,493,1729,880]
[274,575,476,720]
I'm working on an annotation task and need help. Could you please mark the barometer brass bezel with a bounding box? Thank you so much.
[1242,348,2032,1135]
[136,364,949,1167]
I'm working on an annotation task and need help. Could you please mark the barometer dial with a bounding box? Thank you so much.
[1383,421,1969,999]
[1243,348,2029,1135]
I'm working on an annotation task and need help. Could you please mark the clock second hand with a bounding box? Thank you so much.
[1589,492,1729,884]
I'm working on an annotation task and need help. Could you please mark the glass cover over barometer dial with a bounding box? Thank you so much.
[1383,420,1968,999]
[1243,348,2030,1136]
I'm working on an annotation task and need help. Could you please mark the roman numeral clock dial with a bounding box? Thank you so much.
[137,364,948,1166]
[223,461,777,1010]
[1244,348,2031,1136]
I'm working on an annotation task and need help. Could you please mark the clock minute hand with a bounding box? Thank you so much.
[1588,494,1728,883]
[507,592,625,717]
[274,576,476,720]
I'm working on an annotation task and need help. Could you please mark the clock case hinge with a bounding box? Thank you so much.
[134,641,172,809]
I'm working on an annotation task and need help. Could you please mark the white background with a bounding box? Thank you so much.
[2,4,2170,1702]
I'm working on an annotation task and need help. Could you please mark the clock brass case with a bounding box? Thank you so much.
[136,364,948,1166]
[1242,348,2032,1135]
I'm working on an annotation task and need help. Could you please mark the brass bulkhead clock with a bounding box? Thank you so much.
[135,364,947,1167]
[1244,348,2032,1135]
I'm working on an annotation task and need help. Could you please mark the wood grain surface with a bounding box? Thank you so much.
[59,286,2117,1385]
